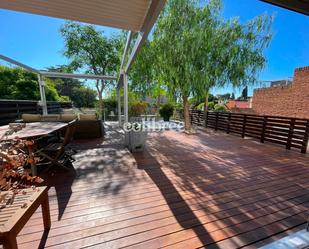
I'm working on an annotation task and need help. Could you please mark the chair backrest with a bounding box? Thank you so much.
[62,119,77,147]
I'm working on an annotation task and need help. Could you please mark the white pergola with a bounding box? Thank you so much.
[0,0,166,124]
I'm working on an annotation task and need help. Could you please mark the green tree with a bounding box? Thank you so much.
[0,66,64,101]
[46,65,83,98]
[60,22,120,117]
[71,86,97,108]
[240,86,248,100]
[153,0,273,131]
[46,65,97,107]
[129,39,168,112]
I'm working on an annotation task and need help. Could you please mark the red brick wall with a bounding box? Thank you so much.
[252,66,309,119]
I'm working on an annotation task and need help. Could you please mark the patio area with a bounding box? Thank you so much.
[16,123,309,249]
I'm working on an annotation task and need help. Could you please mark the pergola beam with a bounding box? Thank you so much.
[0,54,40,74]
[39,71,117,80]
[125,0,166,73]
[38,74,48,115]
[120,31,134,74]
[0,54,118,117]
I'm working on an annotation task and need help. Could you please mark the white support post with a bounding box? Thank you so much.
[123,73,129,123]
[38,75,48,115]
[117,87,122,126]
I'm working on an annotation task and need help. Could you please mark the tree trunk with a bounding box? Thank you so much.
[204,90,209,126]
[183,95,191,131]
[156,94,161,113]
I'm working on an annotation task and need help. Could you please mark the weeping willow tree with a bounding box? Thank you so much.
[153,0,273,132]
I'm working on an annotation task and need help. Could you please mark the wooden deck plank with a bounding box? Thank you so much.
[16,125,309,249]
[26,168,309,219]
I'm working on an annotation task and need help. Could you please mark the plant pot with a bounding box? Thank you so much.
[125,129,148,152]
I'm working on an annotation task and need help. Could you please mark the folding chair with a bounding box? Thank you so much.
[37,119,77,171]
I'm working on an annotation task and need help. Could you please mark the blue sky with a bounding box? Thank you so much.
[0,0,308,97]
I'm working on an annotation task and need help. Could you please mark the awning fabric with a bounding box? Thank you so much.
[0,0,152,31]
[261,0,309,16]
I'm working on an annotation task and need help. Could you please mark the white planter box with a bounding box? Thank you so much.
[125,130,147,152]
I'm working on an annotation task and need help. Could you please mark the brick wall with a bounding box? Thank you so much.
[252,66,309,119]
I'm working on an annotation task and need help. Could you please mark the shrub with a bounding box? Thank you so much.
[196,101,215,111]
[197,103,204,111]
[208,102,215,110]
[129,101,148,117]
[159,103,174,121]
[214,104,227,112]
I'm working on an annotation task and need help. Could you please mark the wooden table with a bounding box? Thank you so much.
[0,122,68,175]
[0,122,68,140]
[0,186,50,249]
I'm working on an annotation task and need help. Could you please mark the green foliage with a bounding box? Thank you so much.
[103,99,117,115]
[239,86,248,100]
[129,102,148,117]
[60,22,120,76]
[71,86,97,108]
[214,103,227,112]
[130,40,155,95]
[47,65,83,97]
[109,88,141,105]
[60,22,121,115]
[151,0,273,130]
[197,101,215,111]
[0,66,63,101]
[196,103,204,111]
[46,65,98,107]
[159,103,174,121]
[208,101,215,110]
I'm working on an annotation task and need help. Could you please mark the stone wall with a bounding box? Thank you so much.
[252,66,309,119]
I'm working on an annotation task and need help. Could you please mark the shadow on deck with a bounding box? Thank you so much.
[17,124,309,249]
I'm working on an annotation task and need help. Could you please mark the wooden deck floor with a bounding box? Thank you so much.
[18,124,309,249]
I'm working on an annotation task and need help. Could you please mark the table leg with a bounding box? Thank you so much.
[3,233,18,249]
[41,191,51,230]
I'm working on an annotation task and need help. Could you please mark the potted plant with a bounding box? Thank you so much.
[159,103,174,121]
[129,101,148,120]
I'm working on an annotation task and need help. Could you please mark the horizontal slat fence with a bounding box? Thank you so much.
[0,100,72,125]
[185,109,309,154]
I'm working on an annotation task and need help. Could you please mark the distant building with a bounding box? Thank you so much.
[225,99,255,114]
[270,80,292,87]
[252,66,309,119]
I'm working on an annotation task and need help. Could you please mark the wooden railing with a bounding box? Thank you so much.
[177,109,309,154]
[0,100,72,125]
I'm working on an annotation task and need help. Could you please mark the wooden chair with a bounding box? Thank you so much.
[37,119,77,171]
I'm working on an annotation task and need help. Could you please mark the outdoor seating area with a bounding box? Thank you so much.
[21,113,104,139]
[9,124,309,248]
